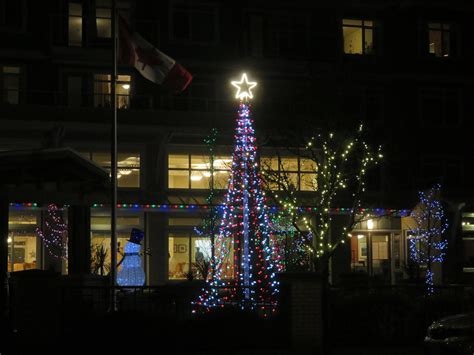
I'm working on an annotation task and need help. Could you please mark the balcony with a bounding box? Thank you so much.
[0,89,320,124]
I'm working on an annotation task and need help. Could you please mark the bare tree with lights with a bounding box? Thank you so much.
[262,124,383,277]
[194,128,221,280]
[408,184,448,294]
[35,203,68,260]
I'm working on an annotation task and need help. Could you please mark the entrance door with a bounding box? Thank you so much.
[351,234,368,273]
[370,234,390,280]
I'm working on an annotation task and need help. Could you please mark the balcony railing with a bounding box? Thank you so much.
[1,89,320,116]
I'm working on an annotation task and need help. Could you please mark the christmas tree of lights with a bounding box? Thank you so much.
[409,184,448,294]
[194,73,280,314]
[35,203,68,259]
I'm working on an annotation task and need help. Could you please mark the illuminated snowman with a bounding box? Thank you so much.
[117,228,145,286]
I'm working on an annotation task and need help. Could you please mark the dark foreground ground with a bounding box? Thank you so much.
[1,314,426,355]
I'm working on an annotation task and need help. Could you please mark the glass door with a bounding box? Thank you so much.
[351,233,368,273]
[370,234,390,280]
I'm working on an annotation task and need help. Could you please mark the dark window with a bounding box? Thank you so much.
[366,168,381,191]
[421,96,443,125]
[269,14,308,58]
[67,76,83,107]
[420,89,461,126]
[341,88,383,122]
[366,90,383,122]
[0,0,23,29]
[420,158,462,187]
[342,93,363,118]
[248,13,264,57]
[445,159,463,186]
[171,3,217,43]
[421,159,443,186]
[1,66,20,104]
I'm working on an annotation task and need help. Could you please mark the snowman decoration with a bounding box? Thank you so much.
[117,228,146,286]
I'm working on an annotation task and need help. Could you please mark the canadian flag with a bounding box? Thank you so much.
[118,16,192,93]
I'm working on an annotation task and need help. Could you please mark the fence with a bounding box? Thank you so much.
[328,284,474,346]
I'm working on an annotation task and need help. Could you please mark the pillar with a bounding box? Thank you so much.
[146,212,167,285]
[0,194,8,316]
[330,214,352,284]
[280,272,324,353]
[67,205,91,274]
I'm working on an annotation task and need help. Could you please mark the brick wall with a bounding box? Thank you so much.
[280,272,324,353]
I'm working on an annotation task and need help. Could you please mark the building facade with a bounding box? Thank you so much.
[1,0,473,285]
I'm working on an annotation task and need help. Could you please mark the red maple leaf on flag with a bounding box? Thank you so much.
[136,46,163,70]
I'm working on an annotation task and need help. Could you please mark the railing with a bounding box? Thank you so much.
[7,280,286,350]
[57,284,280,337]
[0,89,320,116]
[0,90,234,113]
[48,14,161,49]
[328,284,474,346]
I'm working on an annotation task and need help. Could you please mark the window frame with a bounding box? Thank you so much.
[167,151,232,190]
[68,1,83,47]
[0,65,21,105]
[342,18,376,55]
[90,209,145,277]
[95,0,112,39]
[8,207,43,273]
[427,22,452,58]
[167,150,318,192]
[81,151,141,188]
[169,1,219,44]
[168,232,209,280]
[260,154,318,192]
[0,0,27,32]
[93,73,131,109]
[268,12,310,58]
[419,88,462,127]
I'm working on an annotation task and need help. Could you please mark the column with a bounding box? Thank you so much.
[0,194,8,316]
[67,205,91,274]
[146,212,167,285]
[280,272,324,353]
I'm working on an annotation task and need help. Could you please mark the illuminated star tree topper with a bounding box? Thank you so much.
[231,73,257,100]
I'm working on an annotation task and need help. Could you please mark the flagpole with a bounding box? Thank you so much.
[110,0,118,311]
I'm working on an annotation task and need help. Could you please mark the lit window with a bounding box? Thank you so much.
[1,66,20,104]
[8,209,41,272]
[90,213,143,276]
[342,19,375,55]
[168,153,232,189]
[68,2,82,46]
[93,74,131,109]
[96,0,112,38]
[261,155,318,191]
[168,229,230,280]
[462,212,474,271]
[82,152,140,188]
[428,23,451,58]
[350,233,367,273]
